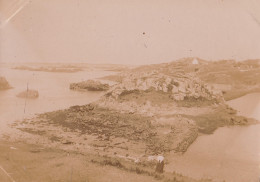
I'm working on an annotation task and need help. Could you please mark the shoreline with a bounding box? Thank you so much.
[1,59,260,182]
[224,89,260,101]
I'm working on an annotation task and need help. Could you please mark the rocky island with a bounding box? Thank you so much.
[70,80,110,91]
[16,89,39,99]
[0,77,12,90]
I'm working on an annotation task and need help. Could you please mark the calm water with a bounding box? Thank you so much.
[228,93,260,121]
[166,93,260,182]
[0,67,114,132]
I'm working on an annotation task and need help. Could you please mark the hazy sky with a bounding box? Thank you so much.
[1,0,260,64]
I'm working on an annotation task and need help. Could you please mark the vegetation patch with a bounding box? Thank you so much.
[90,156,206,182]
[118,90,173,106]
[176,96,217,107]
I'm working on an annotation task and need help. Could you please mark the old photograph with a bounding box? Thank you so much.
[0,0,260,181]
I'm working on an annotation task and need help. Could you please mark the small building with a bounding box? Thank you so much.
[192,58,199,65]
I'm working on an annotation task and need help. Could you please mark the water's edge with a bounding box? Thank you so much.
[166,93,260,182]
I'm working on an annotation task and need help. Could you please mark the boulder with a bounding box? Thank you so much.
[171,85,179,94]
[17,89,39,99]
[172,93,185,101]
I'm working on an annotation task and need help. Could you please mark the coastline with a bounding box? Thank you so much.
[1,59,260,182]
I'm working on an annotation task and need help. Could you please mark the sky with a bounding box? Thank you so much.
[0,0,260,65]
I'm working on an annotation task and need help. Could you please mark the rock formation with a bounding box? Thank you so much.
[17,89,39,99]
[0,77,11,90]
[70,80,109,91]
[104,69,223,102]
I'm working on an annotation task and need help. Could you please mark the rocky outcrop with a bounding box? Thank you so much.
[0,77,11,90]
[105,71,223,102]
[70,80,109,91]
[17,89,39,99]
[21,103,197,155]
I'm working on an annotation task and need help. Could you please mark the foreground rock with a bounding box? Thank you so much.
[17,89,39,99]
[0,77,11,90]
[70,80,109,91]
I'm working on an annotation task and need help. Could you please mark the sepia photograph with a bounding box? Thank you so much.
[0,0,260,181]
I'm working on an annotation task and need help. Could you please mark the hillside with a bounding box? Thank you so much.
[102,58,260,101]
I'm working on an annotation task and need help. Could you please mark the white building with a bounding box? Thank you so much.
[192,58,199,65]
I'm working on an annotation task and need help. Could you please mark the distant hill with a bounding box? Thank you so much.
[0,77,11,90]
